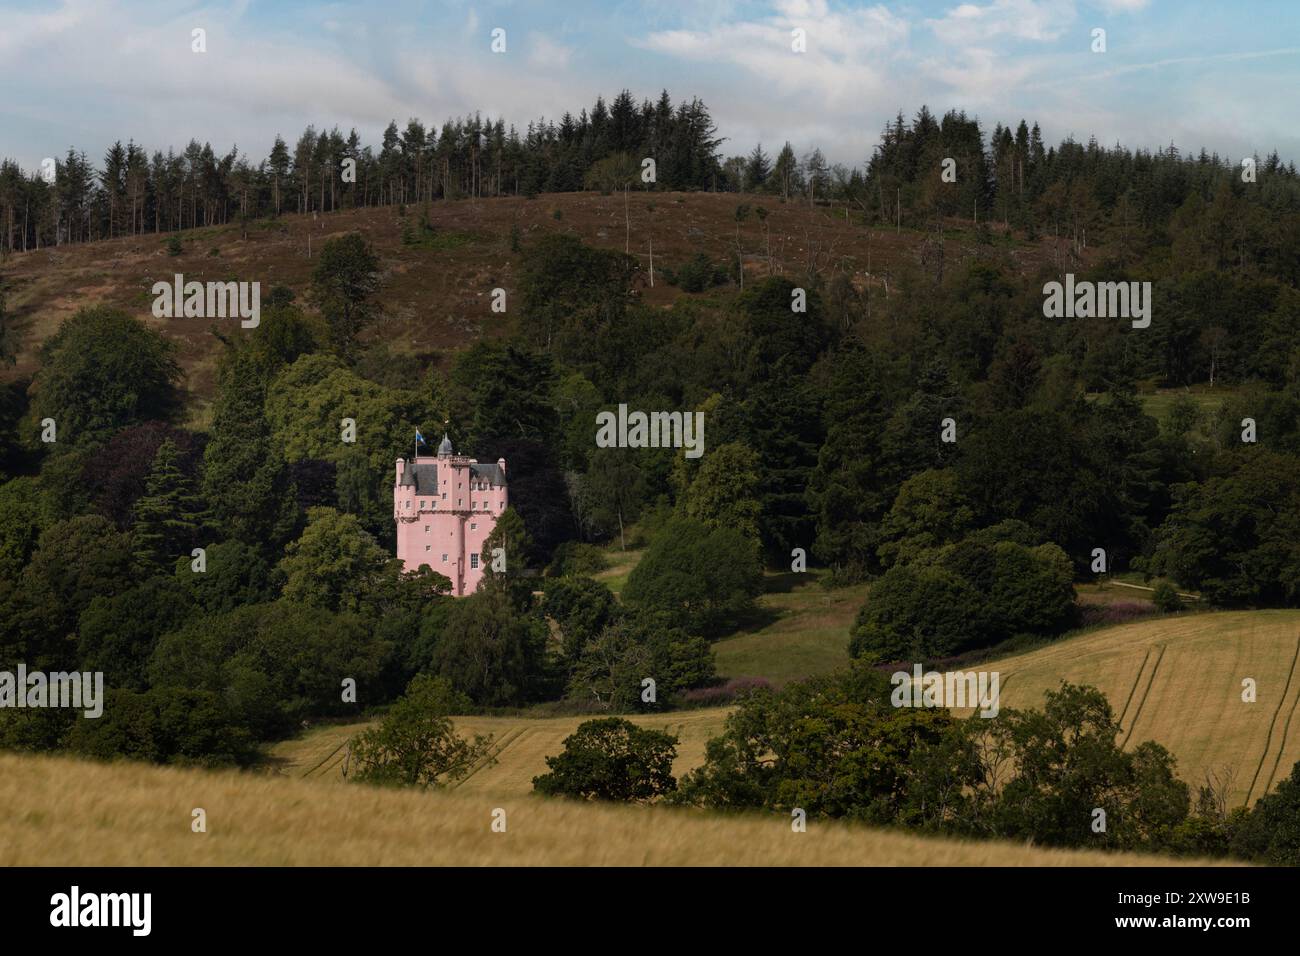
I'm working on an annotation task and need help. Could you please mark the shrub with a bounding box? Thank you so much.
[1152,582,1185,613]
[680,676,772,707]
[665,253,727,293]
[547,540,608,578]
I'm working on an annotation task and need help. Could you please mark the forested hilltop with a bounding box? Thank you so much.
[4,97,1300,865]
[3,95,1300,261]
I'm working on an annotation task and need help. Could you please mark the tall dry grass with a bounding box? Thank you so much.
[0,752,1216,866]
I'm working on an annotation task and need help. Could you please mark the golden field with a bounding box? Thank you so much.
[953,609,1300,806]
[277,610,1300,810]
[5,609,1293,865]
[0,751,1216,866]
[271,707,731,794]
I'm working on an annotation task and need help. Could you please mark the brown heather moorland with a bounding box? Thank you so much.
[0,191,1073,410]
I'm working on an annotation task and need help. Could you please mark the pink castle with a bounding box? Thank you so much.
[394,434,507,596]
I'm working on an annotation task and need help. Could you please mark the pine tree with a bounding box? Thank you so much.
[745,144,771,191]
[771,143,801,199]
[806,347,891,579]
[131,439,207,571]
[269,135,289,214]
[202,354,298,549]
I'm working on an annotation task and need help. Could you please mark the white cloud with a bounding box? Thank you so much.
[638,2,909,112]
[0,0,87,58]
[926,0,1078,46]
[1093,0,1150,12]
[528,33,573,70]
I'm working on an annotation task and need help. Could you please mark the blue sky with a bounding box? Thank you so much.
[3,0,1300,172]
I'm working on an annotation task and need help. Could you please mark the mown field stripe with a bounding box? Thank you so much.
[1245,635,1300,805]
[1120,644,1165,750]
[1117,646,1155,734]
[302,739,350,779]
[451,726,527,789]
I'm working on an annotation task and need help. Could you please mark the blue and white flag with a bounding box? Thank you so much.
[416,430,426,445]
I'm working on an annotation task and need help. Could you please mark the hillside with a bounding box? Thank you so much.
[0,192,1067,408]
[271,609,1300,811]
[0,751,1216,866]
[958,610,1300,807]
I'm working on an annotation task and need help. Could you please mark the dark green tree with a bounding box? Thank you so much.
[350,674,493,789]
[533,717,678,802]
[77,577,194,690]
[131,438,207,571]
[29,307,180,443]
[429,587,548,706]
[1231,760,1300,864]
[202,353,298,549]
[311,232,381,358]
[622,517,763,637]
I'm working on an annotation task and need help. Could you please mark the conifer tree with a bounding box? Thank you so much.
[202,354,298,549]
[131,439,207,571]
[745,144,771,191]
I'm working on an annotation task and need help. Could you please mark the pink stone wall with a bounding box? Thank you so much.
[394,455,508,596]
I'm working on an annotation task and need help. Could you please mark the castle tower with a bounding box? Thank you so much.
[394,433,507,596]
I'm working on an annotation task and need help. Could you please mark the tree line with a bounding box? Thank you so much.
[5,98,1300,284]
[0,90,723,251]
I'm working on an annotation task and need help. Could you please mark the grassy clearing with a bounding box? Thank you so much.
[591,541,862,683]
[713,571,866,683]
[592,547,643,595]
[1138,386,1234,424]
[0,751,1214,866]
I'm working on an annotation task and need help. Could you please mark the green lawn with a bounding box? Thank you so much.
[1138,385,1234,424]
[593,547,643,595]
[591,543,864,684]
[713,571,867,684]
[1084,385,1234,428]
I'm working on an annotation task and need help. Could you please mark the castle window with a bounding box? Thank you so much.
[441,554,448,562]
[471,523,477,531]
[441,492,447,500]
[420,500,425,509]
[425,545,431,552]
[424,525,430,533]
[470,554,479,569]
